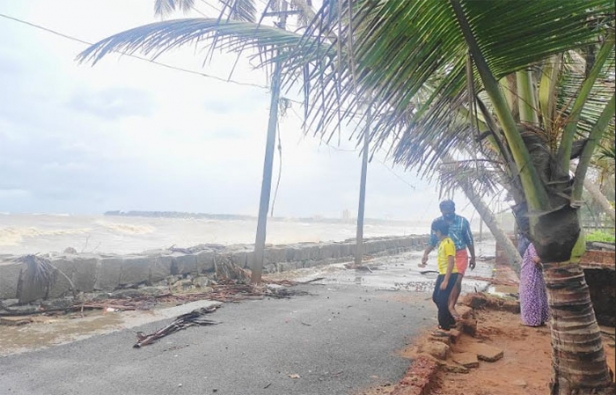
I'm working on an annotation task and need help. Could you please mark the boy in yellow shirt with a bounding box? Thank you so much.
[431,219,459,331]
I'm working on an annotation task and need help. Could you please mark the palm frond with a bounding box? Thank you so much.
[598,144,615,161]
[289,0,316,27]
[438,159,504,200]
[77,18,308,66]
[17,254,56,296]
[558,49,615,138]
[218,0,257,23]
[285,0,614,176]
[154,0,195,17]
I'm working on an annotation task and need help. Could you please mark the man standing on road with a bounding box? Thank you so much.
[419,200,476,319]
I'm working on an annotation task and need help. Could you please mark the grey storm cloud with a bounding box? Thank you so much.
[0,1,444,219]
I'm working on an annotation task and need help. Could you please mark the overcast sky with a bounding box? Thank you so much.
[0,0,485,222]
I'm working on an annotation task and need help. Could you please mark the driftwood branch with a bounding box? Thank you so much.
[133,305,221,348]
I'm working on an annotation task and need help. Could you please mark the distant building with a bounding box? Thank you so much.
[342,209,351,220]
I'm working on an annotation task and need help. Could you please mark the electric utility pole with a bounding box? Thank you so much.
[354,105,372,266]
[251,0,289,284]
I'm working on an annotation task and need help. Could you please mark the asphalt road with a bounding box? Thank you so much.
[0,248,495,395]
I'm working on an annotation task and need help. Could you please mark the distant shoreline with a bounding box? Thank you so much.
[103,210,423,227]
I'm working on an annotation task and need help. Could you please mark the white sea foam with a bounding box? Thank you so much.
[0,214,445,255]
[94,221,155,235]
[0,227,92,246]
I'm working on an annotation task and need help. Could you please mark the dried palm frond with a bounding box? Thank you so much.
[438,159,503,199]
[17,255,56,298]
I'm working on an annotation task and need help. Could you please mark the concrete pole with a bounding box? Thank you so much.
[251,1,288,284]
[354,106,372,266]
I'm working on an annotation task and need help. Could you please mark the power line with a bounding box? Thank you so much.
[286,106,417,190]
[0,12,369,117]
[187,4,208,17]
[0,12,269,90]
[196,0,224,16]
[374,158,417,190]
[1,9,417,193]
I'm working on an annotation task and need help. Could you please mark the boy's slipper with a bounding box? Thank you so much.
[431,330,450,337]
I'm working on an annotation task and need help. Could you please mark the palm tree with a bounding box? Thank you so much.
[281,2,614,393]
[438,43,615,268]
[146,0,315,284]
[77,1,615,392]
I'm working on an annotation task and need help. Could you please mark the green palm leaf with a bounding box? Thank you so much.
[218,0,257,23]
[77,18,307,66]
[287,0,614,159]
[154,0,195,17]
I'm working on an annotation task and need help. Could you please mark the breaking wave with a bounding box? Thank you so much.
[0,227,92,246]
[94,221,155,235]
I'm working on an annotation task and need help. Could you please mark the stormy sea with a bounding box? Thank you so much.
[0,212,447,256]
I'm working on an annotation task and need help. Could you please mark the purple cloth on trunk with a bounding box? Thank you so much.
[519,243,549,326]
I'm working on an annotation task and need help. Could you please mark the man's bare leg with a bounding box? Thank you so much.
[448,275,463,319]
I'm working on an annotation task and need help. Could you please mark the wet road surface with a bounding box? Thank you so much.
[0,243,495,395]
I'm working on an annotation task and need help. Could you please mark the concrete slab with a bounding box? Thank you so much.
[0,262,23,300]
[420,341,449,360]
[451,352,479,368]
[148,255,174,282]
[465,342,504,362]
[119,256,152,285]
[48,256,98,298]
[441,360,469,373]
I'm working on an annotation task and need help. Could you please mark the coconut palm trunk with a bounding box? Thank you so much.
[449,3,613,392]
[510,59,611,390]
[543,262,613,393]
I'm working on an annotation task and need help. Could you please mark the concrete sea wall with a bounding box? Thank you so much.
[0,235,429,303]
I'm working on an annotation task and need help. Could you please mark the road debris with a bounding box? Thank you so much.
[1,277,312,320]
[133,305,221,348]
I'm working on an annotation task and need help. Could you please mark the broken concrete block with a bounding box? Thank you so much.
[451,352,479,368]
[441,361,469,374]
[420,341,450,360]
[0,261,22,299]
[429,331,452,345]
[448,328,461,343]
[196,251,215,273]
[171,253,197,274]
[460,317,477,337]
[466,343,504,362]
